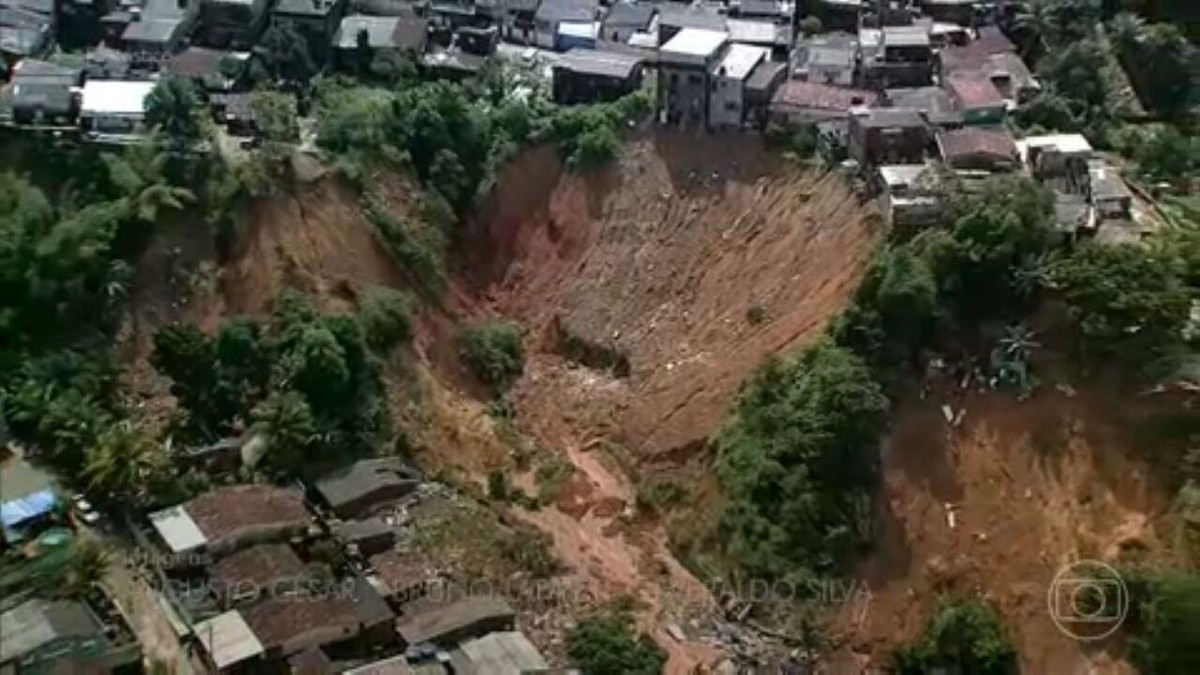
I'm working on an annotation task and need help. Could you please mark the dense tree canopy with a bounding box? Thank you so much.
[717,340,887,581]
[894,601,1016,675]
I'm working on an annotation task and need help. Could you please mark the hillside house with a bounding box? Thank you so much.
[533,0,595,49]
[656,4,724,45]
[848,107,929,167]
[883,86,963,128]
[0,58,82,126]
[121,0,199,56]
[312,457,420,519]
[332,13,428,69]
[710,42,768,128]
[744,58,786,128]
[793,38,856,86]
[657,27,728,128]
[944,70,1005,125]
[552,47,644,104]
[79,79,156,141]
[860,24,933,88]
[148,484,311,561]
[727,18,789,59]
[768,80,877,127]
[936,127,1019,172]
[0,0,54,63]
[600,2,653,44]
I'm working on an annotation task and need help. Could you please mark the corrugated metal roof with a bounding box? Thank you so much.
[80,79,154,116]
[193,611,265,670]
[148,504,207,553]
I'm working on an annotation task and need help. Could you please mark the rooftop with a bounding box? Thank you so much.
[1088,159,1132,201]
[335,14,427,50]
[163,46,238,80]
[457,631,549,673]
[0,598,106,664]
[121,17,184,45]
[885,86,962,125]
[660,27,727,60]
[315,457,420,513]
[396,596,515,646]
[193,611,265,670]
[149,484,309,553]
[208,543,308,592]
[657,5,726,32]
[555,47,643,78]
[726,18,781,45]
[878,163,936,188]
[937,128,1018,162]
[1019,133,1093,155]
[240,578,392,655]
[746,58,786,93]
[274,0,340,17]
[771,81,878,112]
[603,2,653,29]
[535,0,596,24]
[883,25,930,48]
[79,79,155,116]
[854,107,926,128]
[714,42,767,80]
[945,71,1004,108]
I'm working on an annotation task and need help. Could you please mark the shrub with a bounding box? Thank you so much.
[567,613,667,675]
[893,600,1016,675]
[458,320,524,387]
[1129,572,1200,674]
[358,286,413,352]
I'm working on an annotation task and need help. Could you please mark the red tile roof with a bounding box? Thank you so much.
[208,544,308,591]
[241,596,360,652]
[185,485,309,545]
[945,72,1004,109]
[937,128,1019,163]
[771,81,879,112]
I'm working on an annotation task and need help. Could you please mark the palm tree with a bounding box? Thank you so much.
[82,420,168,504]
[62,540,111,599]
[102,141,194,224]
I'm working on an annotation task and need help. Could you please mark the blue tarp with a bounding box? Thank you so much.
[0,488,58,527]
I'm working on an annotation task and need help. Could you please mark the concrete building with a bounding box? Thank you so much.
[744,58,786,129]
[727,18,789,59]
[883,86,963,128]
[657,27,728,128]
[848,107,929,167]
[860,24,933,88]
[709,42,768,128]
[332,13,428,70]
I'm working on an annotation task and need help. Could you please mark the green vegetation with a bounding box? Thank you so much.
[358,286,414,352]
[893,600,1016,675]
[1051,240,1193,371]
[716,340,887,582]
[144,77,204,144]
[1128,571,1200,675]
[566,612,667,675]
[315,73,651,215]
[458,320,525,388]
[151,289,390,477]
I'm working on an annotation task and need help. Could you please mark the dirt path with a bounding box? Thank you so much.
[829,380,1176,673]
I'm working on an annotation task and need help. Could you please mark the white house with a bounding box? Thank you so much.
[709,43,768,128]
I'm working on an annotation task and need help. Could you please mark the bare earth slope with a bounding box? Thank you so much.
[472,133,877,459]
